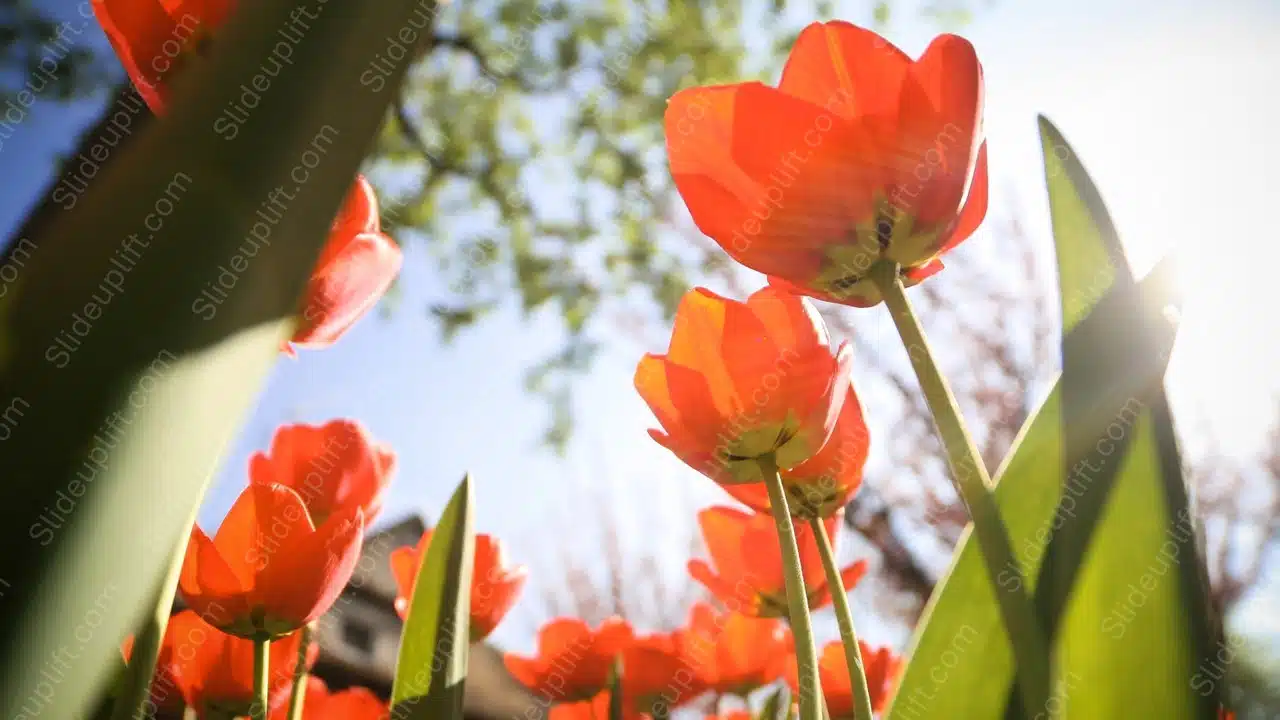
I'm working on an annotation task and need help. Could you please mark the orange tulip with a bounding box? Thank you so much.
[286,175,404,354]
[635,286,853,486]
[721,380,869,518]
[179,483,364,638]
[665,21,988,308]
[275,677,387,720]
[705,713,753,720]
[248,419,397,526]
[785,640,902,716]
[90,3,403,353]
[622,630,708,715]
[125,610,316,718]
[550,690,650,720]
[91,0,224,112]
[688,506,867,617]
[680,603,788,695]
[506,617,636,703]
[389,531,527,640]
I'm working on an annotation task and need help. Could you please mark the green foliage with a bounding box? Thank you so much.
[1027,117,1217,719]
[392,474,475,718]
[0,0,439,715]
[884,117,1206,719]
[0,1,104,107]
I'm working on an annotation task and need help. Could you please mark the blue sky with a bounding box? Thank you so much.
[2,0,1276,657]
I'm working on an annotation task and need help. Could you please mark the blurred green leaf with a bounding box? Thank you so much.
[884,117,1195,719]
[0,0,435,715]
[757,685,790,720]
[392,474,475,719]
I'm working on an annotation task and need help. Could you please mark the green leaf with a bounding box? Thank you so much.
[0,0,434,716]
[884,117,1208,719]
[1027,117,1218,718]
[391,474,475,719]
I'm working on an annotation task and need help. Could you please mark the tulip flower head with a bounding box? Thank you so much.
[249,418,397,526]
[665,21,988,307]
[680,603,788,696]
[688,506,867,617]
[179,483,364,639]
[389,531,528,640]
[722,380,869,518]
[785,640,903,716]
[636,286,853,486]
[506,617,636,704]
[129,610,316,718]
[621,630,708,716]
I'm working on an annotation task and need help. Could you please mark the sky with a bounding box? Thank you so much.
[1,0,1277,658]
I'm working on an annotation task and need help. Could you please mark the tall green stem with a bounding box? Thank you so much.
[286,622,315,720]
[809,517,874,720]
[871,261,1050,717]
[760,456,823,720]
[110,490,206,720]
[251,637,271,720]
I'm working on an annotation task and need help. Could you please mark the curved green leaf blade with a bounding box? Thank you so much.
[392,474,475,719]
[1031,117,1218,719]
[885,117,1192,719]
[0,0,431,715]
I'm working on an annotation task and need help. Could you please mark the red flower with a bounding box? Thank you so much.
[688,506,867,617]
[268,677,329,720]
[248,419,397,526]
[179,483,364,638]
[550,690,650,720]
[785,640,902,716]
[91,0,226,112]
[128,610,317,717]
[277,677,387,720]
[679,603,788,696]
[622,630,708,715]
[721,380,869,518]
[389,531,527,640]
[506,617,636,703]
[705,713,753,720]
[287,176,404,354]
[665,21,987,307]
[635,286,853,486]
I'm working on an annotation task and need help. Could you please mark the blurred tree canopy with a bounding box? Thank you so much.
[0,0,102,106]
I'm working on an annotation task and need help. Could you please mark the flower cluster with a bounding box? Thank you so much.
[95,4,999,719]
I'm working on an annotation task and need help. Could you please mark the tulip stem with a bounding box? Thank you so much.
[252,637,271,720]
[871,261,1050,717]
[761,456,823,720]
[286,622,315,720]
[809,517,875,720]
[110,490,204,720]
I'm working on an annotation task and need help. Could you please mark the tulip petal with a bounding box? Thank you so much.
[936,139,989,255]
[688,559,755,612]
[292,231,403,349]
[744,286,828,357]
[259,505,364,632]
[777,21,911,122]
[666,288,739,415]
[91,0,181,109]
